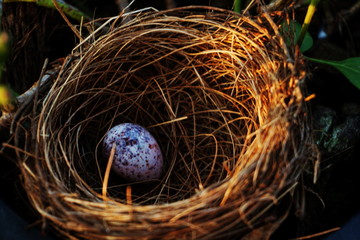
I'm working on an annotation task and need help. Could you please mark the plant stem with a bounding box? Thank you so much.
[234,0,242,13]
[298,0,321,47]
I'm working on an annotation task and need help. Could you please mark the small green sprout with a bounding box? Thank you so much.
[296,0,360,90]
[2,0,89,22]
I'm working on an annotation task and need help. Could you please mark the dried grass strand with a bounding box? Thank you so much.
[12,6,316,240]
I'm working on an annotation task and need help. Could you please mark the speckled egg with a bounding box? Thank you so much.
[102,123,163,182]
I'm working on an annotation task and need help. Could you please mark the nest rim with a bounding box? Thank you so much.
[13,6,314,240]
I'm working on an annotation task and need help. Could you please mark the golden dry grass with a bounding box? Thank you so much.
[12,6,316,240]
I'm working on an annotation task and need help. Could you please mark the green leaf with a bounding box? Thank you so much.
[2,0,89,22]
[0,84,17,111]
[280,21,313,52]
[36,0,89,22]
[0,32,9,63]
[0,32,10,81]
[307,56,360,90]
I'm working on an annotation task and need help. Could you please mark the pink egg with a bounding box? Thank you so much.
[102,123,163,182]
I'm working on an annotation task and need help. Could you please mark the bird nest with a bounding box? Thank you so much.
[13,6,315,240]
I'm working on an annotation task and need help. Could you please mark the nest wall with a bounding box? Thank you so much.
[14,7,314,240]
